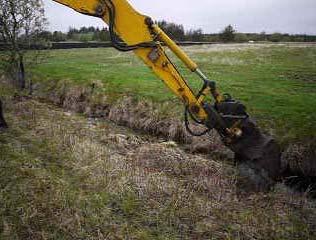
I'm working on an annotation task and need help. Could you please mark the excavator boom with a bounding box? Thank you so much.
[53,0,208,119]
[52,0,281,191]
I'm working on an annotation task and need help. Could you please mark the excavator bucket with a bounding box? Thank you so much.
[204,97,281,191]
[230,117,281,191]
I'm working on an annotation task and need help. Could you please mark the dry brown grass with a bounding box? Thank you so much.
[0,95,315,239]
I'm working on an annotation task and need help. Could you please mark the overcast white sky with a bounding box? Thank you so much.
[44,0,316,34]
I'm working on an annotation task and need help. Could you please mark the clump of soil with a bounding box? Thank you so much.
[282,139,316,194]
[282,139,316,177]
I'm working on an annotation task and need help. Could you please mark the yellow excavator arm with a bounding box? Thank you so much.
[52,0,281,190]
[53,0,219,121]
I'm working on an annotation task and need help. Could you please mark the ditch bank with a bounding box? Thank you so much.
[35,80,230,156]
[9,78,316,193]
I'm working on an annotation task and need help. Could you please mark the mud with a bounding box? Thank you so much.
[282,140,316,177]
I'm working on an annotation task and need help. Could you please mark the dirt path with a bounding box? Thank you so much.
[1,98,316,239]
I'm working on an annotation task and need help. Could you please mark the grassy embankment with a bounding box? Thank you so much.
[32,44,316,144]
[1,82,316,239]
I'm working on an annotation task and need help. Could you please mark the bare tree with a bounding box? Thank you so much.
[0,0,47,90]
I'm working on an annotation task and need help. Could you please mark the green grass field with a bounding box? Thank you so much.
[33,43,316,143]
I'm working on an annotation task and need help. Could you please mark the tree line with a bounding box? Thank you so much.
[2,18,315,46]
[36,22,205,43]
[38,27,111,42]
[35,23,316,44]
[209,25,316,43]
